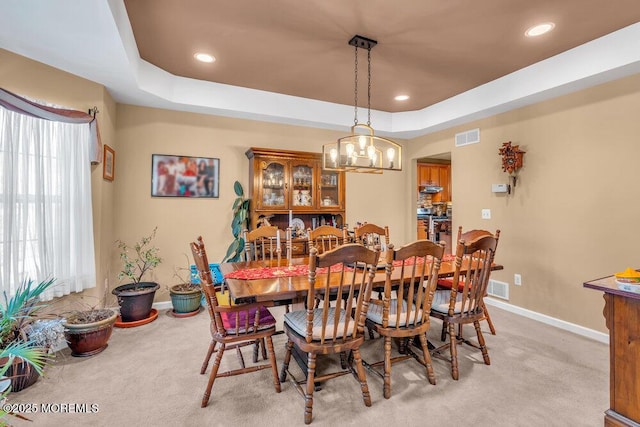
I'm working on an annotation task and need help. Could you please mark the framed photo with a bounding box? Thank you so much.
[151,154,219,198]
[103,144,115,181]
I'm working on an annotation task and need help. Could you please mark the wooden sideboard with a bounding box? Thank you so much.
[584,274,640,426]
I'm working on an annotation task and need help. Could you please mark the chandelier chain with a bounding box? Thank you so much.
[353,44,358,126]
[367,46,372,126]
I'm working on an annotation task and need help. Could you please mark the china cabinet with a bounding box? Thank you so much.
[246,147,346,232]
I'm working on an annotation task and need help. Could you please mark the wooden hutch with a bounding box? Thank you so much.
[245,147,346,257]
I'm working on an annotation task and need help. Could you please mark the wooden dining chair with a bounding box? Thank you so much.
[280,243,380,425]
[437,227,499,336]
[307,225,347,254]
[354,223,390,251]
[243,226,290,266]
[364,240,445,398]
[430,232,500,380]
[190,236,281,408]
[308,225,349,312]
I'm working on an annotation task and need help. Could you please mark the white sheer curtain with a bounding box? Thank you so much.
[0,105,96,300]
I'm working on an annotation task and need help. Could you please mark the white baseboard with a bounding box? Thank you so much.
[153,301,173,311]
[484,297,609,344]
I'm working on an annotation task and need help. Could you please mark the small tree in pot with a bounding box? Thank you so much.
[112,227,162,324]
[168,254,202,317]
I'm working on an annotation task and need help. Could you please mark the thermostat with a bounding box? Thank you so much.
[492,183,509,193]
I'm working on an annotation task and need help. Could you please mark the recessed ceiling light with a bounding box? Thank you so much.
[525,22,555,37]
[194,53,216,63]
[395,95,410,101]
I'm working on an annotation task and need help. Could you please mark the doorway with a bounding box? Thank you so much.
[417,153,452,253]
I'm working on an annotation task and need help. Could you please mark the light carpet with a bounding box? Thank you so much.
[7,305,608,426]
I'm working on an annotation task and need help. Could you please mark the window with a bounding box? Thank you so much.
[0,102,96,300]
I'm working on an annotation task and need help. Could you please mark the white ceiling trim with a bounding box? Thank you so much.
[1,1,639,139]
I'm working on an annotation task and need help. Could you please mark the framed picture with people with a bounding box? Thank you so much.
[151,154,219,198]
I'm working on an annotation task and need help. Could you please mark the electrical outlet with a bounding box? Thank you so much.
[481,209,491,219]
[514,273,522,286]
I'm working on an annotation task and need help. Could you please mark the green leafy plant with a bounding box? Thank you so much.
[116,227,162,285]
[0,278,56,348]
[0,278,55,397]
[223,181,250,262]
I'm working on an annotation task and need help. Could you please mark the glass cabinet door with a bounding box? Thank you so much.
[291,162,314,210]
[318,169,342,209]
[258,161,287,210]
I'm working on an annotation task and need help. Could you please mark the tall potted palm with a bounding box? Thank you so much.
[112,227,161,325]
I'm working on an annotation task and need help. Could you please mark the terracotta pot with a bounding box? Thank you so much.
[1,354,41,392]
[169,284,202,314]
[112,282,159,322]
[64,309,117,357]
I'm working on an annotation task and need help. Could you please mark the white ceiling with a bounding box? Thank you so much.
[1,1,640,139]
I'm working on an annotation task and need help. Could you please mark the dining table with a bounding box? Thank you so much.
[219,253,503,306]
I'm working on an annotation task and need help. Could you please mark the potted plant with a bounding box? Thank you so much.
[0,278,55,393]
[112,227,161,324]
[223,181,250,262]
[63,307,117,357]
[168,254,202,317]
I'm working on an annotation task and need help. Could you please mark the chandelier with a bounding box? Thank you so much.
[323,35,402,174]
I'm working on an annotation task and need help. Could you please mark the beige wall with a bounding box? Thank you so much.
[115,105,408,302]
[0,49,117,308]
[408,72,640,332]
[5,47,639,333]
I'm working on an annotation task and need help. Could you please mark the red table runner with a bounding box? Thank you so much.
[224,263,349,280]
[224,253,455,281]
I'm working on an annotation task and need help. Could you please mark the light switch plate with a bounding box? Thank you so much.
[481,209,491,219]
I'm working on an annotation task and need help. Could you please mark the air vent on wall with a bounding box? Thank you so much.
[455,128,480,147]
[487,279,509,300]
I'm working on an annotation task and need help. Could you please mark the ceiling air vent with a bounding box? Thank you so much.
[455,128,480,147]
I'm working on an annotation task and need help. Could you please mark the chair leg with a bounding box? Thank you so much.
[261,337,268,360]
[352,348,372,407]
[417,333,436,385]
[265,336,281,393]
[440,320,447,341]
[367,325,375,340]
[304,353,317,425]
[253,339,260,363]
[236,346,246,368]
[448,322,459,380]
[474,320,491,365]
[280,340,294,382]
[481,300,496,335]
[202,343,225,408]
[383,336,392,399]
[200,341,217,374]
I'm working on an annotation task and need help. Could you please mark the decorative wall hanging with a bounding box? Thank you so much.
[498,141,525,194]
[103,144,115,181]
[151,154,219,198]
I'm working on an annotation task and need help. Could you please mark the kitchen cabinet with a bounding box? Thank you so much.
[417,163,451,203]
[246,147,345,231]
